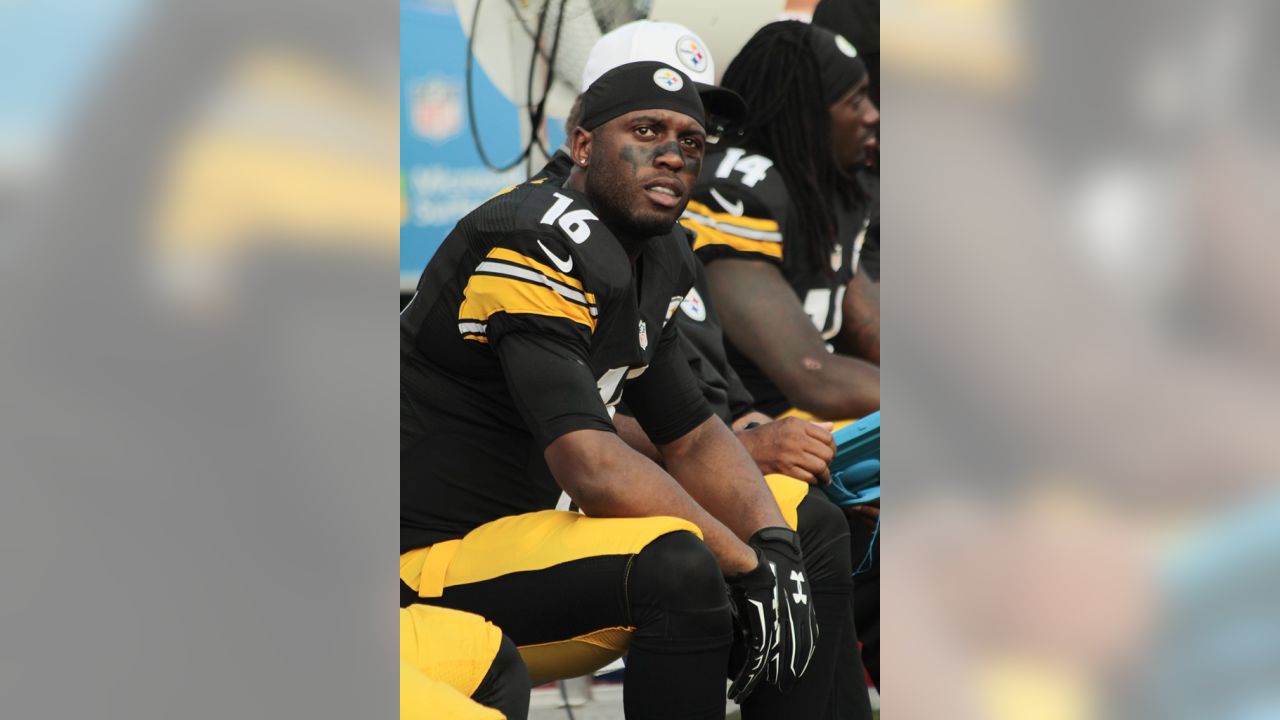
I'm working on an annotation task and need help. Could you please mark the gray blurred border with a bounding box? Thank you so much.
[1,2,398,717]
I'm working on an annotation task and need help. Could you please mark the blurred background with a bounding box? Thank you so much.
[1,0,1277,717]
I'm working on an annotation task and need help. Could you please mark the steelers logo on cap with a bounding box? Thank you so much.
[835,34,858,58]
[652,67,684,91]
[675,36,708,74]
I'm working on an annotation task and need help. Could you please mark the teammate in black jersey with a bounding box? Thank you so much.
[681,21,881,421]
[402,62,821,718]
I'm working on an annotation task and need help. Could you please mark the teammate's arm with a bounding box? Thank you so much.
[833,265,880,365]
[705,257,880,420]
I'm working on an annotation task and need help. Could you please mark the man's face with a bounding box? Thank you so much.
[829,77,879,170]
[581,109,706,237]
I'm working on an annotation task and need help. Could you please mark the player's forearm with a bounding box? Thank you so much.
[659,415,788,539]
[782,354,880,421]
[546,429,758,575]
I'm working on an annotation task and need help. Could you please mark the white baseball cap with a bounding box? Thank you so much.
[581,20,745,128]
[582,21,717,90]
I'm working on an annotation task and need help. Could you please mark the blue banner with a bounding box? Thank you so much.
[400,0,564,291]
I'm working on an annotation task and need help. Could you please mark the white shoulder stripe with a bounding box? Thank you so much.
[475,260,599,316]
[682,209,783,243]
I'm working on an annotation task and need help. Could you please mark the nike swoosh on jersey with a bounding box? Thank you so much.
[537,239,573,273]
[709,188,745,217]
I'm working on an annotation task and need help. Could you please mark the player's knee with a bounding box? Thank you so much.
[629,531,731,638]
[471,634,530,720]
[796,490,854,586]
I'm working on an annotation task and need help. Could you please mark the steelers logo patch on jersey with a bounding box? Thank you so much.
[652,68,684,92]
[675,36,709,74]
[679,288,707,322]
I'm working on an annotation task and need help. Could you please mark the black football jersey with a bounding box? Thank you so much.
[535,149,756,425]
[681,144,870,415]
[400,180,710,550]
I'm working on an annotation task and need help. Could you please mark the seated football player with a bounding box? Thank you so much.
[680,21,881,423]
[399,605,529,719]
[401,62,820,719]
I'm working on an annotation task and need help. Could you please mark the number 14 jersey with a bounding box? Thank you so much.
[680,144,870,416]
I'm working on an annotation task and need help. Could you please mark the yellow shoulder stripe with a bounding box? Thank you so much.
[459,274,596,331]
[486,247,593,302]
[681,218,784,260]
[684,200,781,233]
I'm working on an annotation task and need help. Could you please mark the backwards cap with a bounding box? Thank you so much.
[806,24,869,105]
[579,61,706,132]
[582,20,745,128]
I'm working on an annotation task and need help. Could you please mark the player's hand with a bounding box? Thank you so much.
[736,418,836,485]
[750,527,818,691]
[725,546,778,703]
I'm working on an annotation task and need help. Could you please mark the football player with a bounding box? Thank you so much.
[681,21,881,421]
[401,62,817,718]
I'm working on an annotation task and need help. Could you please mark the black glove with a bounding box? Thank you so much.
[725,546,778,703]
[751,526,818,692]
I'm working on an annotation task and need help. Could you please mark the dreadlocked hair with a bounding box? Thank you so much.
[720,21,861,277]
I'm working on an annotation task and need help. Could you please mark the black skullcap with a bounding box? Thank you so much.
[579,61,707,131]
[807,24,868,105]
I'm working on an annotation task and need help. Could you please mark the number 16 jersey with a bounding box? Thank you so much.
[401,180,711,551]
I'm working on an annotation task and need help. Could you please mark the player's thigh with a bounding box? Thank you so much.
[400,658,503,720]
[399,605,504,699]
[401,510,703,683]
[764,472,809,530]
[776,406,858,431]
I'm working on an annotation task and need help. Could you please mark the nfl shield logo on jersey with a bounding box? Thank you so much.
[638,320,648,350]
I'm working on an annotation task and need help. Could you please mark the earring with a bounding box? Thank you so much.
[579,157,588,165]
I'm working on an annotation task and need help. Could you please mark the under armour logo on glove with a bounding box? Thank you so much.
[749,526,819,691]
[790,570,808,605]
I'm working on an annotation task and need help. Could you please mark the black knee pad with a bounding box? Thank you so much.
[628,531,732,643]
[472,634,530,720]
[795,489,854,588]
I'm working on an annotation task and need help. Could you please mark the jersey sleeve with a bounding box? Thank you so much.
[681,179,785,266]
[723,360,756,422]
[455,231,599,353]
[495,329,616,449]
[623,315,715,445]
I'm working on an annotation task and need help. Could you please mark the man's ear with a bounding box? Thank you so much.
[569,127,592,167]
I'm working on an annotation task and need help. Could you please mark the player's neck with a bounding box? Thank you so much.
[565,170,647,261]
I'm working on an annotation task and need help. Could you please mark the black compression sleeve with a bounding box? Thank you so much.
[494,331,616,448]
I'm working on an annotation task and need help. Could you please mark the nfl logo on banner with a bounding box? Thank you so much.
[409,76,462,143]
